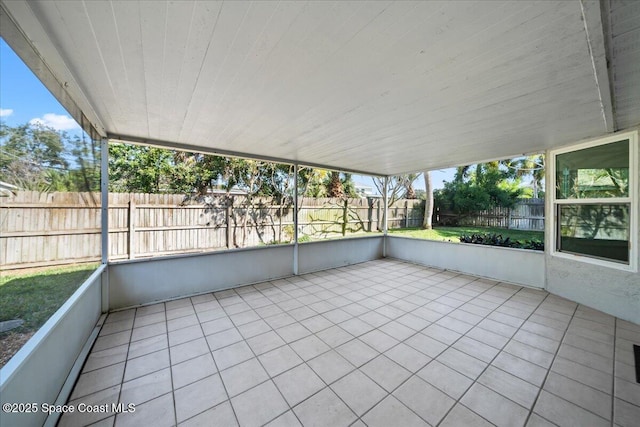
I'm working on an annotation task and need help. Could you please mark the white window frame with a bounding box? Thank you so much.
[549,130,638,272]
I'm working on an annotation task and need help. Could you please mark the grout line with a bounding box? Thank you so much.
[89,310,174,411]
[85,259,623,427]
[309,268,543,425]
[611,316,617,427]
[212,260,438,422]
[219,312,309,425]
[522,302,580,427]
[185,297,243,427]
[436,291,556,427]
[161,303,179,427]
[114,308,138,425]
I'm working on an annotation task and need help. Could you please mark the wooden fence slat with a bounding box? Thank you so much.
[1,192,543,270]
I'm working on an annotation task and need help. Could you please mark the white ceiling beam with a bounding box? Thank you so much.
[107,133,387,177]
[579,0,616,133]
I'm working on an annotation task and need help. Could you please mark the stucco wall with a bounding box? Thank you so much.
[298,236,383,274]
[545,255,639,323]
[386,236,545,289]
[109,236,384,309]
[545,130,640,324]
[0,267,104,427]
[109,245,295,309]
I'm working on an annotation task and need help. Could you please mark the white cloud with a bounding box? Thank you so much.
[29,113,79,131]
[0,108,14,117]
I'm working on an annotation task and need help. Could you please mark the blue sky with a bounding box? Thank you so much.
[0,39,81,133]
[0,38,454,189]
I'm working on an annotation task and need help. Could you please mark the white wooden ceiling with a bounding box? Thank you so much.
[1,0,638,175]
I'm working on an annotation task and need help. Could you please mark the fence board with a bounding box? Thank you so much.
[0,191,544,270]
[435,198,545,231]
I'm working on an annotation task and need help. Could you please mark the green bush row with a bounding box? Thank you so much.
[459,233,544,251]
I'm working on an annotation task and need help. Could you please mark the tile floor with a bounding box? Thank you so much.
[59,259,640,427]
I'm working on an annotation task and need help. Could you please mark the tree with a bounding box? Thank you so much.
[108,143,175,193]
[321,171,357,199]
[372,174,420,206]
[402,173,420,199]
[266,164,295,243]
[168,151,226,196]
[297,167,328,198]
[69,133,101,194]
[326,171,344,198]
[504,154,545,198]
[422,171,434,229]
[0,122,73,191]
[438,161,523,217]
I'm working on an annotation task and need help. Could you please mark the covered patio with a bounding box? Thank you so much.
[0,1,639,426]
[61,259,638,427]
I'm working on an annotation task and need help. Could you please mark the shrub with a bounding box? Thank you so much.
[459,233,543,251]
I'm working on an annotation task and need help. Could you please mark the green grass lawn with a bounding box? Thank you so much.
[389,226,544,243]
[0,264,99,333]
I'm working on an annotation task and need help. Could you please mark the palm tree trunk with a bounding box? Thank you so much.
[422,171,433,229]
[327,171,344,198]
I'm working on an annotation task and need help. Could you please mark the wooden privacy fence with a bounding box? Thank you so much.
[0,191,424,271]
[435,198,545,230]
[1,191,543,271]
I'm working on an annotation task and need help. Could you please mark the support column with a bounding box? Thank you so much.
[293,164,299,275]
[100,137,109,312]
[382,176,389,257]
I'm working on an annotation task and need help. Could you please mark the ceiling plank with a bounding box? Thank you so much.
[3,0,636,175]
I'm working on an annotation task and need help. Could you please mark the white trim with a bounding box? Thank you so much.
[554,198,630,204]
[579,0,616,133]
[382,176,389,257]
[108,135,385,178]
[100,138,109,312]
[43,317,103,427]
[109,242,295,265]
[0,2,106,138]
[549,129,638,272]
[551,130,636,154]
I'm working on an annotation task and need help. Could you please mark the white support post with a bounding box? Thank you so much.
[293,164,299,275]
[100,137,109,312]
[382,176,389,257]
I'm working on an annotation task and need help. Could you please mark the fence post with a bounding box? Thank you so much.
[404,200,409,228]
[507,208,512,229]
[341,198,348,236]
[128,201,136,259]
[226,197,233,249]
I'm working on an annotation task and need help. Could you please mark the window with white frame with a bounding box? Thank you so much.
[551,131,637,269]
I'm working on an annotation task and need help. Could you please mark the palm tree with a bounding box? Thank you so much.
[505,155,545,198]
[402,173,420,199]
[454,165,471,182]
[422,171,433,229]
[327,171,344,198]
